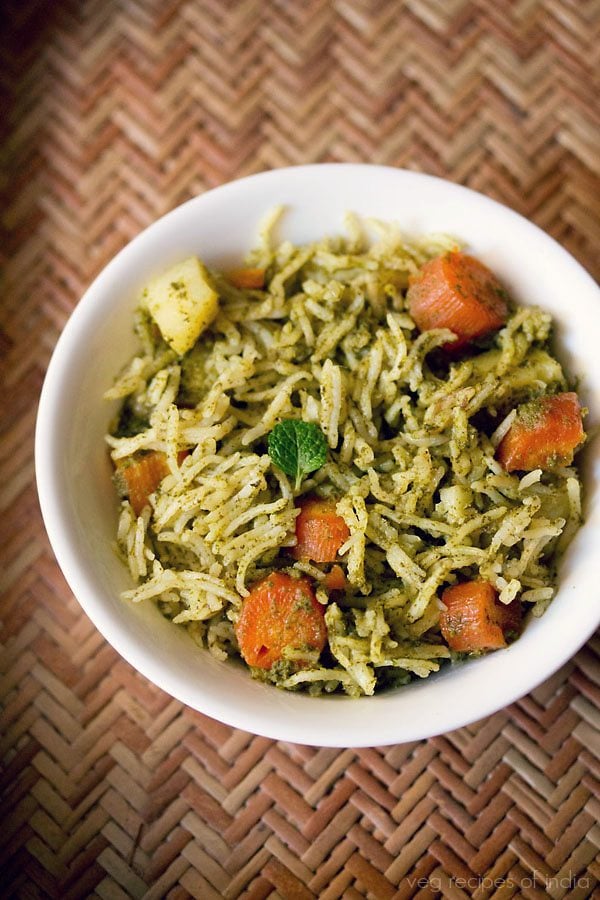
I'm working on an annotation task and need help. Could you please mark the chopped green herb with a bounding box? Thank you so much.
[268,419,328,490]
[113,401,149,438]
[516,396,547,429]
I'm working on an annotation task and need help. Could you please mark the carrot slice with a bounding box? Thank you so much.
[117,450,188,515]
[407,252,508,349]
[324,565,347,592]
[440,581,522,653]
[235,572,326,669]
[228,268,266,290]
[293,496,350,563]
[497,392,584,472]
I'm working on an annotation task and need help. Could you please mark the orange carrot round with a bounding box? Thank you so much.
[440,581,522,653]
[407,252,508,349]
[293,496,350,563]
[117,450,189,516]
[235,572,326,669]
[497,392,584,472]
[227,268,266,290]
[324,565,347,592]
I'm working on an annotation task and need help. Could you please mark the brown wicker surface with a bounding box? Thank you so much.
[2,1,600,897]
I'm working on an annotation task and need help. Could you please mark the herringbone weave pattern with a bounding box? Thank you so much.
[1,0,599,897]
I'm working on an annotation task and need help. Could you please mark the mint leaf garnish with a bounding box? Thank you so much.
[268,420,328,490]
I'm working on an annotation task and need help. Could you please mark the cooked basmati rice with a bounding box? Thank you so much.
[105,214,584,697]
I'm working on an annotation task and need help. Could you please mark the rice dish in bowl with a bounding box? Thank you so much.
[104,210,586,698]
[38,166,597,745]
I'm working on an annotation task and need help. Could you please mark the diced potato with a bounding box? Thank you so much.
[143,257,218,355]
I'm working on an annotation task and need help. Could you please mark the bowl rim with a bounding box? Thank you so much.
[35,163,600,746]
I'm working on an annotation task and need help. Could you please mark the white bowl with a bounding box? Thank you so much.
[36,165,600,747]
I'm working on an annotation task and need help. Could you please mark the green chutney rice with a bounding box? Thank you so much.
[104,212,584,697]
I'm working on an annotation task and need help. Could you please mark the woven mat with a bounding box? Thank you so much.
[2,1,600,897]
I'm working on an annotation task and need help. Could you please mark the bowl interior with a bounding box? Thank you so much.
[36,165,600,746]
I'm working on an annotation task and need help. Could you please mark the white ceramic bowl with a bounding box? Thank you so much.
[36,165,600,747]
